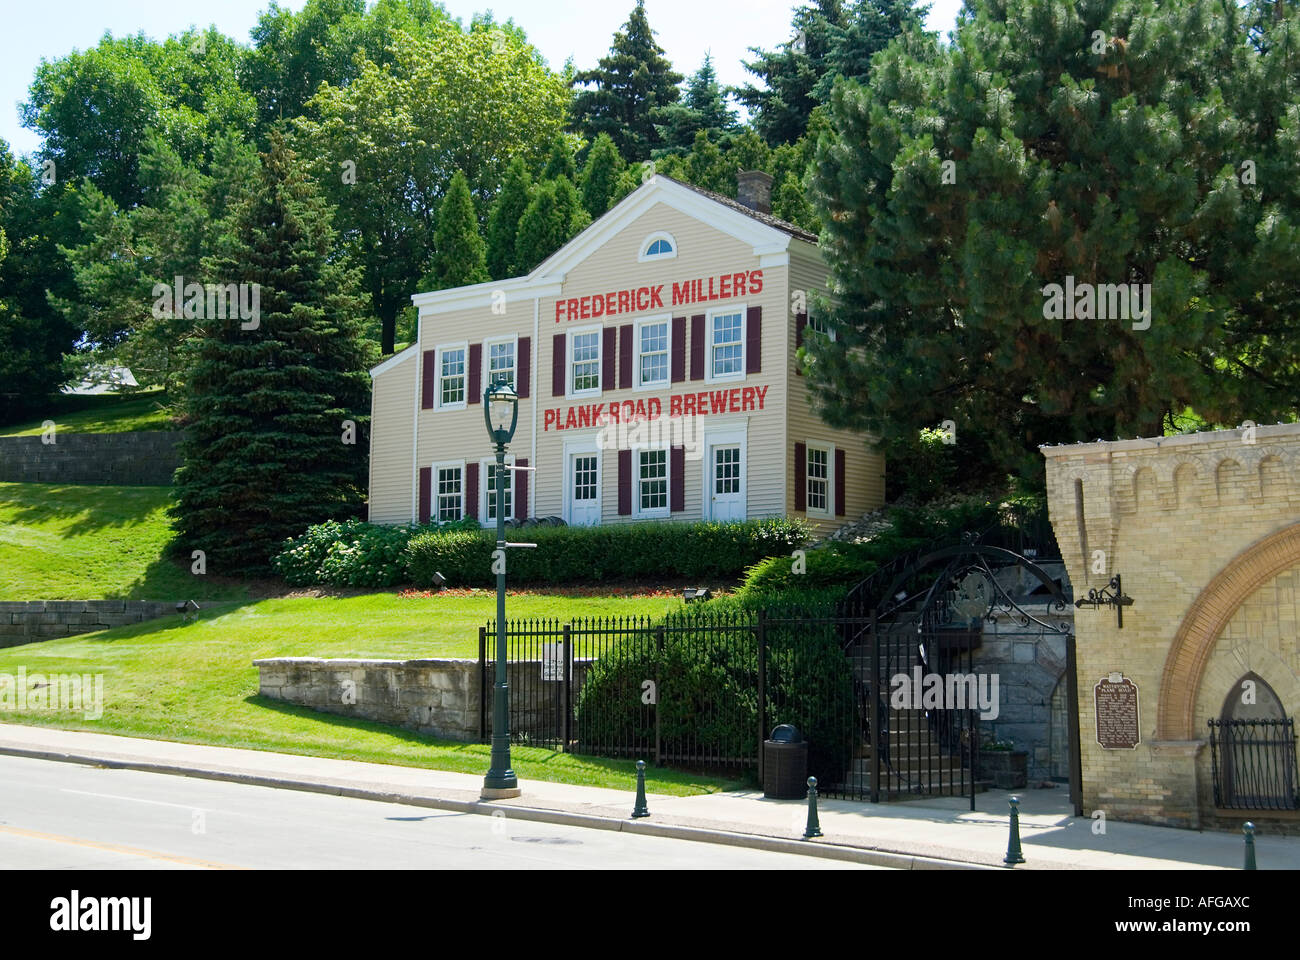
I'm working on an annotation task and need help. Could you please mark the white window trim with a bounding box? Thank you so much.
[633,314,672,391]
[431,459,467,523]
[562,435,603,526]
[567,324,603,400]
[479,454,516,524]
[705,303,747,385]
[633,447,671,519]
[638,230,677,262]
[805,441,834,517]
[701,422,748,522]
[435,341,469,411]
[481,334,518,394]
[806,311,837,342]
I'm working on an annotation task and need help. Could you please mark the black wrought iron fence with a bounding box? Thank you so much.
[481,608,860,778]
[1208,718,1299,810]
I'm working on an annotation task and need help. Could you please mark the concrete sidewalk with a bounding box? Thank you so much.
[0,723,1289,870]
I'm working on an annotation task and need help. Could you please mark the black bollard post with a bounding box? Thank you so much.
[803,776,823,839]
[1004,795,1025,866]
[1243,821,1256,870]
[631,760,650,819]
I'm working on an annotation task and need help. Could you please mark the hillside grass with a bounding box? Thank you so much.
[0,592,734,795]
[0,390,176,436]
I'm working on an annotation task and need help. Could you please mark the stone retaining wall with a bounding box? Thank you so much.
[0,601,176,647]
[255,656,592,743]
[0,432,183,485]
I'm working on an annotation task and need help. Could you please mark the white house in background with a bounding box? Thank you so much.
[366,171,885,535]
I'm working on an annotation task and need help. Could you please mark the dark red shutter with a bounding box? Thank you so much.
[602,326,617,390]
[690,314,705,381]
[421,350,437,409]
[552,333,566,396]
[516,337,531,398]
[794,442,807,512]
[619,323,633,389]
[795,312,807,377]
[514,458,529,522]
[617,449,632,516]
[468,343,482,404]
[418,467,432,523]
[465,462,479,519]
[670,445,685,512]
[746,306,762,374]
[671,316,686,383]
[835,448,847,517]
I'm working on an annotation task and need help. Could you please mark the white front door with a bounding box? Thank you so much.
[709,443,745,521]
[565,451,601,526]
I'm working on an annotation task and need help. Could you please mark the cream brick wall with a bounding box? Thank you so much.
[1042,424,1300,828]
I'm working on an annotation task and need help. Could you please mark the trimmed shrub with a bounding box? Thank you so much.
[406,517,809,588]
[273,517,479,587]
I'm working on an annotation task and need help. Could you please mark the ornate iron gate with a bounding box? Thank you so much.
[832,541,1082,814]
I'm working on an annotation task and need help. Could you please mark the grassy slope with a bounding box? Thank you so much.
[0,592,735,794]
[0,482,247,600]
[0,391,176,436]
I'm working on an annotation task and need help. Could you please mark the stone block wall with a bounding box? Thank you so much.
[1043,423,1300,829]
[970,604,1074,782]
[255,656,592,744]
[0,601,176,647]
[0,432,183,485]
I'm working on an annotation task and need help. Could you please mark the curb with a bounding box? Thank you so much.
[0,744,997,870]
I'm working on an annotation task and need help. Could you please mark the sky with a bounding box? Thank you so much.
[0,0,965,159]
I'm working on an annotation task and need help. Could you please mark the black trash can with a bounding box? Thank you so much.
[762,724,808,799]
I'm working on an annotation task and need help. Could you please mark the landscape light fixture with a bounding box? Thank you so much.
[482,381,520,798]
[175,599,200,623]
[683,587,713,603]
[431,571,447,591]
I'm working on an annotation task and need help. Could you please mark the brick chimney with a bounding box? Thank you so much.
[736,170,773,215]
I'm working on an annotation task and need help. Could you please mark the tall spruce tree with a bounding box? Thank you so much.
[809,0,1300,481]
[655,53,740,154]
[570,0,683,159]
[578,133,627,219]
[171,132,374,574]
[423,170,488,289]
[486,157,533,279]
[514,176,590,273]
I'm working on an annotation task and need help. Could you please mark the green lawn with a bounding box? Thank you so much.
[0,592,736,795]
[0,390,176,436]
[0,482,247,600]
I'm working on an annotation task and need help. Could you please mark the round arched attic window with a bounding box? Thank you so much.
[639,231,676,262]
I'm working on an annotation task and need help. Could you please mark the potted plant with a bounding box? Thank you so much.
[978,736,1029,789]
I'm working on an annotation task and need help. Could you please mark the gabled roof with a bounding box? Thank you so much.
[410,173,818,314]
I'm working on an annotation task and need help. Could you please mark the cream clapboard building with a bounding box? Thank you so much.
[367,172,884,534]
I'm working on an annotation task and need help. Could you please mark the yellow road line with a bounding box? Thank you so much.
[0,824,246,870]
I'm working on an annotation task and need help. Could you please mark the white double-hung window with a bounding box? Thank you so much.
[438,345,467,409]
[636,318,670,389]
[708,307,745,382]
[569,327,601,396]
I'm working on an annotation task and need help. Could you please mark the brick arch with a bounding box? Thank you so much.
[1157,521,1300,740]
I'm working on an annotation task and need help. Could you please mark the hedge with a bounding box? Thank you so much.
[273,516,809,588]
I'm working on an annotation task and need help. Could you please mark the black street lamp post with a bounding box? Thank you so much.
[482,381,521,798]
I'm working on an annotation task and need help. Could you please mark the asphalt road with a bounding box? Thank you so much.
[0,755,880,870]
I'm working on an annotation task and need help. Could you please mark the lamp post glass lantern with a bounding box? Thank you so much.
[483,381,519,795]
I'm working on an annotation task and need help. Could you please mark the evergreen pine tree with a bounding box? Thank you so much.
[570,0,683,159]
[514,176,590,273]
[171,131,375,574]
[486,156,533,280]
[423,170,488,289]
[578,133,627,219]
[655,53,739,154]
[808,0,1300,481]
[542,138,577,182]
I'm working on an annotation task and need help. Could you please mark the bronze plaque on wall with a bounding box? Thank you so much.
[1094,673,1141,749]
